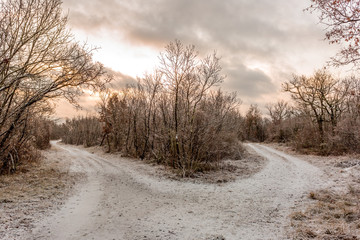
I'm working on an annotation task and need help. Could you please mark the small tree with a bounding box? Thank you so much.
[333,77,360,153]
[266,100,291,125]
[244,105,266,142]
[266,100,294,142]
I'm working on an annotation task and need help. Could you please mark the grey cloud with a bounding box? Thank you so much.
[222,63,277,99]
[61,0,328,60]
[61,0,336,109]
[62,0,293,51]
[104,67,137,89]
[62,0,329,67]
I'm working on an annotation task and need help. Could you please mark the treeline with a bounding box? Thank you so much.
[60,117,102,147]
[57,69,359,179]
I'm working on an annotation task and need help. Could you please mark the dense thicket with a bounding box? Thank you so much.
[98,41,244,176]
[60,116,103,147]
[0,0,107,173]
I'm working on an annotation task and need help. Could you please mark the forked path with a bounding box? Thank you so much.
[32,142,326,240]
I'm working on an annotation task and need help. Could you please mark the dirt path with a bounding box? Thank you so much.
[30,142,327,240]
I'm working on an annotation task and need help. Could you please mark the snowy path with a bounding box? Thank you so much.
[31,142,326,240]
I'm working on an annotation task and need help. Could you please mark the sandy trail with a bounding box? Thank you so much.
[31,142,326,240]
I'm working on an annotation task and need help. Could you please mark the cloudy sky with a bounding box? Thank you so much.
[56,0,344,118]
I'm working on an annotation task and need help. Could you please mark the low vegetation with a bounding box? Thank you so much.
[290,188,360,239]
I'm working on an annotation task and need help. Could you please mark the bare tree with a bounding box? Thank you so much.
[0,0,108,173]
[266,100,291,125]
[158,40,225,169]
[283,69,350,142]
[266,100,295,142]
[334,77,360,152]
[307,0,360,67]
[138,72,162,160]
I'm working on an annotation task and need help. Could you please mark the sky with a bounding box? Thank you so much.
[55,0,344,119]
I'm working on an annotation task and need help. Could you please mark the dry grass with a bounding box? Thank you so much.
[290,188,360,239]
[0,149,84,239]
[267,143,360,239]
